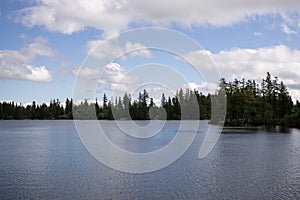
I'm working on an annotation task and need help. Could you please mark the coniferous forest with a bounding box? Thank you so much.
[1,73,300,128]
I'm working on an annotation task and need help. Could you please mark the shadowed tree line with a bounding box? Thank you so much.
[72,88,210,120]
[220,72,299,127]
[0,98,73,120]
[1,73,300,127]
[0,88,210,121]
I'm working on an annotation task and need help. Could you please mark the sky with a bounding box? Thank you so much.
[1,0,300,105]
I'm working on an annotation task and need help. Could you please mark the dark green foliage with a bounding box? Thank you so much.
[221,72,296,126]
[0,88,208,120]
[1,73,299,127]
[0,99,70,120]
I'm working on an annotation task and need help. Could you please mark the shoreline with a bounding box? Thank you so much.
[1,119,299,129]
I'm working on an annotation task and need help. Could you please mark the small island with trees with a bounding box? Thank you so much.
[1,73,300,128]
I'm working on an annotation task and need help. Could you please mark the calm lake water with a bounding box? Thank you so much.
[1,120,300,199]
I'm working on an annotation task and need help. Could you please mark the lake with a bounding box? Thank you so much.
[1,120,300,199]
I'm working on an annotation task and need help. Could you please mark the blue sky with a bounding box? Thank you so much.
[1,0,300,105]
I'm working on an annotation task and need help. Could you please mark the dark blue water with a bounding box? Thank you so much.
[0,120,300,199]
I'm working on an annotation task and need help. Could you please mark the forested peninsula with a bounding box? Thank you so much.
[1,73,300,128]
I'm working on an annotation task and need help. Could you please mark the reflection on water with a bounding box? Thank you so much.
[0,120,299,199]
[263,125,292,133]
[222,125,293,134]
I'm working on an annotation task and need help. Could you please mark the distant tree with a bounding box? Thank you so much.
[161,93,166,107]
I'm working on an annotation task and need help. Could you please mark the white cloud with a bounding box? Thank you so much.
[0,37,53,82]
[16,0,300,36]
[101,63,128,83]
[75,63,138,93]
[73,66,100,82]
[183,45,300,101]
[182,82,218,94]
[254,32,262,37]
[124,42,152,58]
[0,100,14,104]
[16,0,132,36]
[86,39,152,60]
[281,24,297,35]
[100,63,139,92]
[280,12,300,35]
[181,50,214,71]
[73,98,97,106]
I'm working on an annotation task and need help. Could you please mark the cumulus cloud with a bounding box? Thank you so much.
[16,0,130,36]
[0,37,53,82]
[15,0,300,36]
[73,66,101,85]
[99,63,139,92]
[181,50,214,71]
[75,62,138,93]
[101,63,138,84]
[183,45,300,101]
[86,39,152,60]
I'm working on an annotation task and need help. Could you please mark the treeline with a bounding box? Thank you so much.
[220,72,300,127]
[0,98,73,120]
[0,89,210,120]
[0,89,211,120]
[1,73,300,127]
[72,89,211,120]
